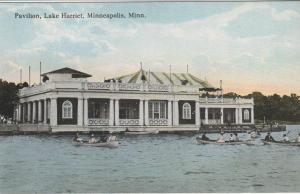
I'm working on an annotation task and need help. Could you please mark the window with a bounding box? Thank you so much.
[149,101,167,119]
[244,109,250,120]
[62,100,73,119]
[182,103,191,119]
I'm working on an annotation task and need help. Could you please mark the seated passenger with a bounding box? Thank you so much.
[234,133,239,141]
[201,133,210,141]
[89,134,97,143]
[73,132,80,142]
[264,132,275,142]
[282,134,289,142]
[217,133,225,143]
[296,133,300,143]
[229,134,234,142]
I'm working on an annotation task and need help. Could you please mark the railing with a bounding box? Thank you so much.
[119,119,140,126]
[208,119,221,124]
[88,118,109,126]
[199,97,254,104]
[118,83,141,91]
[87,82,111,90]
[147,84,169,92]
[149,119,168,126]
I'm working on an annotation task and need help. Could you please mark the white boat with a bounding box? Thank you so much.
[263,140,300,146]
[72,140,119,148]
[125,129,159,135]
[196,137,253,145]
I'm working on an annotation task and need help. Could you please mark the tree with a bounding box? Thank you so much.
[0,79,19,118]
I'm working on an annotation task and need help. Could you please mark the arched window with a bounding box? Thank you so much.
[182,103,191,119]
[244,109,250,120]
[62,100,73,119]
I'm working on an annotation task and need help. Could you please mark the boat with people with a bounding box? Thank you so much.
[72,140,119,148]
[196,137,253,145]
[72,133,119,148]
[124,129,159,135]
[262,140,300,146]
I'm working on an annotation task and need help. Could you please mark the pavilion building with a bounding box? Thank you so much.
[15,67,254,132]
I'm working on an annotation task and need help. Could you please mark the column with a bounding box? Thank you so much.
[168,100,172,126]
[18,104,22,122]
[239,108,243,124]
[109,99,114,126]
[50,98,57,126]
[251,107,254,124]
[44,99,47,124]
[173,100,179,125]
[27,102,31,123]
[145,100,149,125]
[195,101,200,126]
[220,108,224,125]
[32,101,36,123]
[84,98,88,126]
[77,98,83,126]
[205,107,208,124]
[235,108,239,124]
[139,99,144,126]
[114,99,119,126]
[23,103,26,122]
[38,101,42,122]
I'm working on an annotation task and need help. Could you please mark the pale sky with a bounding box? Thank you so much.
[0,2,299,95]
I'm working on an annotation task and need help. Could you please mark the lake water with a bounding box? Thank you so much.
[0,125,300,193]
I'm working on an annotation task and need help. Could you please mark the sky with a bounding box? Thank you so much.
[0,2,299,95]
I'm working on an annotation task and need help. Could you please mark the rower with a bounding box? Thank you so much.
[89,134,97,143]
[282,134,289,142]
[264,132,275,142]
[229,134,234,142]
[201,133,210,141]
[296,133,300,143]
[234,132,239,141]
[73,132,80,142]
[217,132,225,143]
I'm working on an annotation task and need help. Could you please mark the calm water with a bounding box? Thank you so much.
[0,125,300,193]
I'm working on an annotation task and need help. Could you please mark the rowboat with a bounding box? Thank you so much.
[125,130,159,135]
[196,137,253,145]
[72,140,119,148]
[262,140,300,146]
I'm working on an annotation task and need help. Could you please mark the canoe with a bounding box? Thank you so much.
[196,137,253,145]
[72,140,119,148]
[125,130,159,135]
[263,140,300,146]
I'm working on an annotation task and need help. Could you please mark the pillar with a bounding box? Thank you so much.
[18,104,22,122]
[173,100,179,125]
[23,103,26,122]
[109,99,114,126]
[235,108,239,124]
[144,100,149,125]
[38,101,42,122]
[220,108,224,124]
[32,101,36,123]
[139,99,144,126]
[84,98,88,126]
[27,102,31,123]
[114,99,119,126]
[168,100,172,126]
[44,99,47,124]
[195,101,200,126]
[239,108,243,124]
[77,98,83,126]
[205,107,208,124]
[50,98,57,126]
[251,107,254,124]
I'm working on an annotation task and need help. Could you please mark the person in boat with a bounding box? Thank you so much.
[234,133,239,141]
[217,132,225,143]
[201,133,210,141]
[89,134,97,144]
[73,132,81,142]
[264,132,275,142]
[282,134,290,142]
[296,133,300,143]
[229,134,234,142]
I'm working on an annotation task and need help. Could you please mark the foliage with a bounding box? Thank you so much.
[0,80,29,118]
